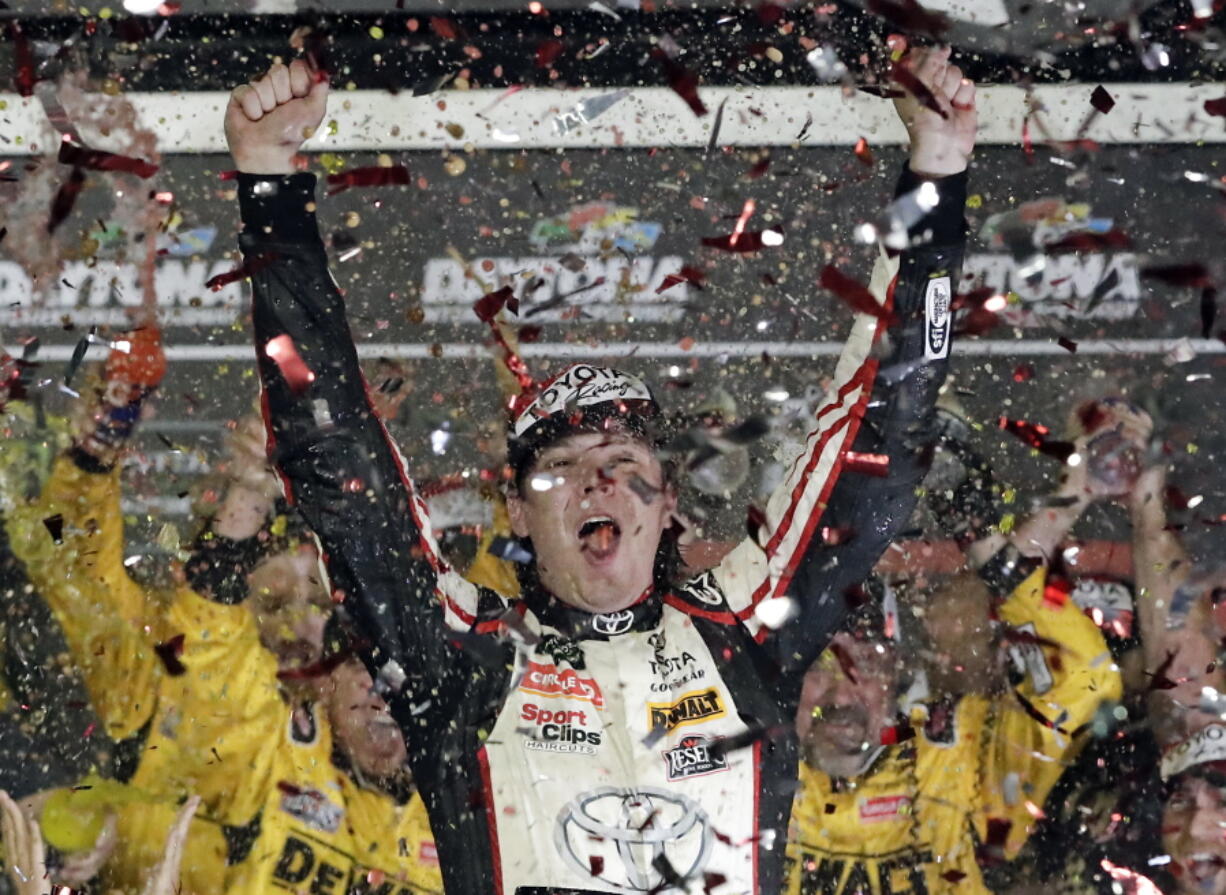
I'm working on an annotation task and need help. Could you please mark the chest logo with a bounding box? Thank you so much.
[520,660,605,708]
[555,786,713,891]
[592,609,635,636]
[858,794,911,824]
[277,783,343,834]
[647,688,725,733]
[662,735,728,781]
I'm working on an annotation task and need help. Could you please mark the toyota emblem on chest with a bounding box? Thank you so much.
[592,609,635,636]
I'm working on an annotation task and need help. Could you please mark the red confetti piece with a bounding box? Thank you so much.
[730,198,757,248]
[756,2,785,24]
[517,325,543,343]
[58,138,158,179]
[588,856,604,876]
[820,526,854,545]
[1043,578,1071,608]
[264,334,316,396]
[1076,401,1109,434]
[325,165,411,196]
[1203,96,1226,118]
[205,253,279,291]
[473,286,516,324]
[890,60,948,120]
[843,451,890,477]
[1057,337,1078,353]
[998,417,1075,462]
[535,38,564,68]
[1090,85,1116,114]
[701,231,779,253]
[10,22,35,97]
[1012,363,1034,383]
[1147,650,1179,692]
[819,265,894,321]
[1044,230,1132,253]
[746,156,771,179]
[48,167,86,235]
[654,49,707,117]
[853,137,875,167]
[879,721,914,745]
[942,871,968,883]
[976,817,1012,866]
[429,16,460,39]
[154,634,187,676]
[1141,263,1213,288]
[1021,114,1035,162]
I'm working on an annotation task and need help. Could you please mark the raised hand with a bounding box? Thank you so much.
[224,59,329,175]
[0,791,47,895]
[889,38,977,177]
[140,796,202,895]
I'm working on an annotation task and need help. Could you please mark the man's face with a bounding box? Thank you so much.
[1163,772,1226,893]
[323,658,409,779]
[796,632,899,779]
[506,430,677,614]
[247,546,331,672]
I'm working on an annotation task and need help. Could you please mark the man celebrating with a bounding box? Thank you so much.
[223,45,975,895]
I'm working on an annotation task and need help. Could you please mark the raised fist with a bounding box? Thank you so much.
[889,38,977,177]
[224,59,329,175]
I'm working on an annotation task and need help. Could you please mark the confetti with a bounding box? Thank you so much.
[42,514,64,544]
[654,48,707,117]
[535,38,564,68]
[819,265,894,322]
[154,634,187,676]
[706,98,728,154]
[473,286,517,323]
[47,167,86,234]
[1141,263,1213,288]
[1203,96,1226,118]
[325,165,411,195]
[843,452,890,477]
[701,230,783,253]
[998,417,1076,462]
[1089,85,1116,114]
[264,335,316,396]
[58,139,159,179]
[853,137,874,167]
[488,537,534,564]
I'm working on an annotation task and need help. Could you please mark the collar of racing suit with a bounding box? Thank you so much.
[520,583,662,640]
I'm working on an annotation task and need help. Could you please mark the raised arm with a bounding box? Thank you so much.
[225,62,494,739]
[709,45,975,675]
[1130,461,1224,744]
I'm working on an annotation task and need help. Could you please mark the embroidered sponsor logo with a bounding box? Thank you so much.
[681,571,726,607]
[519,703,604,754]
[278,785,344,834]
[418,842,439,867]
[858,794,911,824]
[592,609,635,636]
[662,735,728,781]
[520,660,606,707]
[647,634,707,693]
[647,688,725,733]
[924,275,952,360]
[555,786,713,891]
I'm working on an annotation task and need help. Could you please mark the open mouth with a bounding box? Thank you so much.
[577,516,622,560]
[1187,854,1225,884]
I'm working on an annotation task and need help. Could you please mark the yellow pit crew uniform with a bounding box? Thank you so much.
[786,566,1122,895]
[9,454,441,895]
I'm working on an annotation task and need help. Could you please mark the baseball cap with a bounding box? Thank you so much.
[507,363,662,480]
[1161,723,1226,782]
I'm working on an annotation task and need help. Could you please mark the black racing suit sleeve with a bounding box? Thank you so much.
[771,166,966,677]
[235,173,468,744]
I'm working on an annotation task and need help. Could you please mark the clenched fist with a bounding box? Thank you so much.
[890,39,977,177]
[224,59,329,174]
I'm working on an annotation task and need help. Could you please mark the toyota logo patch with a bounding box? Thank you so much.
[554,786,713,892]
[591,610,635,636]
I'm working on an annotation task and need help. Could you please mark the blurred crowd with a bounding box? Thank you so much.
[0,323,1219,895]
